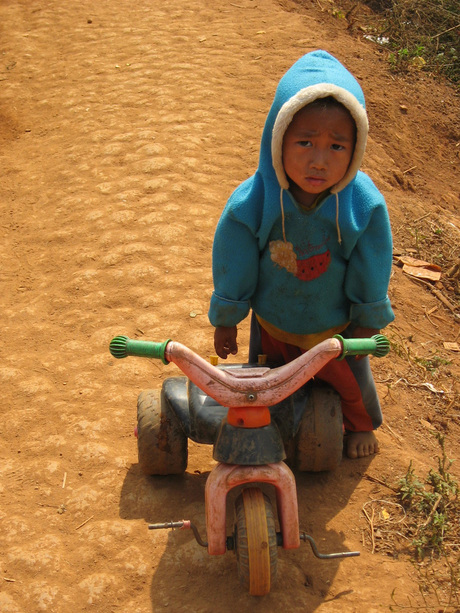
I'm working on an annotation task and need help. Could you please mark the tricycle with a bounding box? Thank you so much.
[109,332,389,595]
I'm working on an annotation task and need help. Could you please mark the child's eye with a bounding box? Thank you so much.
[331,144,345,151]
[298,140,312,147]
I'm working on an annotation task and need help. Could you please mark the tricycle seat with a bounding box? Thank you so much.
[163,376,228,444]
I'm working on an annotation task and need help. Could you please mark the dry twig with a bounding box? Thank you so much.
[364,474,399,492]
[421,493,442,528]
[75,515,94,531]
[362,503,376,553]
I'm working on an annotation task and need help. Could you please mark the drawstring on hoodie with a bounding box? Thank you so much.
[335,192,342,244]
[280,188,288,243]
[280,188,342,245]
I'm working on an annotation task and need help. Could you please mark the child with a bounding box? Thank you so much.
[208,50,394,460]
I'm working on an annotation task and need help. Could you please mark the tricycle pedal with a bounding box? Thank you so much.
[148,520,208,548]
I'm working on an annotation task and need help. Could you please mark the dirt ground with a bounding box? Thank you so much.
[1,0,459,611]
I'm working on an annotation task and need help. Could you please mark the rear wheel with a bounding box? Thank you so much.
[234,487,277,596]
[294,383,343,472]
[137,389,188,475]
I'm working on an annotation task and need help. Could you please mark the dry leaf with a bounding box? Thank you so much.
[396,255,441,271]
[443,341,460,352]
[402,264,441,282]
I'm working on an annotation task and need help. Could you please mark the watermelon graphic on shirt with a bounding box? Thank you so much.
[296,250,331,281]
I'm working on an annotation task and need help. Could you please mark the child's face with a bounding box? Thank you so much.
[282,104,356,207]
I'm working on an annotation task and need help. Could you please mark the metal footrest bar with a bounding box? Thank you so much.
[148,520,208,548]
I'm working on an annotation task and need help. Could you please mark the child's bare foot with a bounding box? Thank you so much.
[346,431,379,459]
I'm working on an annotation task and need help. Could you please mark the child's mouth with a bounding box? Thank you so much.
[306,176,326,187]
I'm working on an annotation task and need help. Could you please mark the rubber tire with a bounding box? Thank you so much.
[294,382,343,472]
[234,488,277,596]
[137,389,188,475]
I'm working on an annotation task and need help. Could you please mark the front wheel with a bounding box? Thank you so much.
[137,389,188,475]
[234,487,278,596]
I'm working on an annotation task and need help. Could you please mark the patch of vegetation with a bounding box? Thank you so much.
[375,434,460,610]
[413,354,452,375]
[396,433,458,561]
[362,435,459,609]
[338,0,459,85]
[386,330,452,380]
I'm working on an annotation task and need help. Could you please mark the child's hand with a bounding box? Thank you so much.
[352,327,380,360]
[214,326,238,359]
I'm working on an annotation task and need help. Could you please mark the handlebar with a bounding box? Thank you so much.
[109,334,389,408]
[333,334,390,359]
[109,336,171,364]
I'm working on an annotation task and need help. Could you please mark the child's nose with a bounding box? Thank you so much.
[310,149,327,170]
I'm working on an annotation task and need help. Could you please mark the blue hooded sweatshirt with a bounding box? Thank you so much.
[208,50,394,343]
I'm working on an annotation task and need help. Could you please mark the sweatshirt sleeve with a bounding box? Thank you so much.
[208,210,260,328]
[344,202,395,329]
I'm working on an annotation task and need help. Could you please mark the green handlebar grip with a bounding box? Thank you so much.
[334,334,390,360]
[109,336,171,365]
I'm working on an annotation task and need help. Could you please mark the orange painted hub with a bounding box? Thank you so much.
[226,406,271,428]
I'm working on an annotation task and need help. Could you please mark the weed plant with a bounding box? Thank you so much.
[396,433,459,560]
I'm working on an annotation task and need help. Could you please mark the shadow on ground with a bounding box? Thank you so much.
[119,452,374,612]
